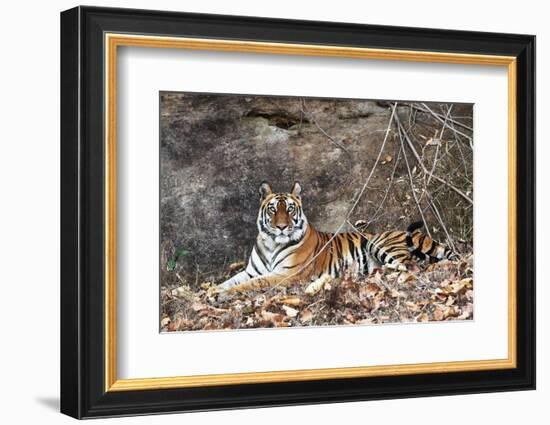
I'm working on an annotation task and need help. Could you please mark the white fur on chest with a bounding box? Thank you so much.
[254,235,301,273]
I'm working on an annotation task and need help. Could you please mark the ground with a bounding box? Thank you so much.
[160,255,473,332]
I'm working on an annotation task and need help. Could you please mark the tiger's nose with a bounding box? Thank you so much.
[276,224,288,230]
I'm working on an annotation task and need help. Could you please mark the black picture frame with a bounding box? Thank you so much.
[61,5,535,419]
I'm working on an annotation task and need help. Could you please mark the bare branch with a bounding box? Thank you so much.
[408,103,473,132]
[394,114,473,205]
[365,144,402,227]
[419,103,474,139]
[426,194,458,255]
[397,123,431,237]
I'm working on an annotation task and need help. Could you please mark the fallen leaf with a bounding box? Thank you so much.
[426,138,443,146]
[200,281,213,290]
[300,309,313,323]
[397,272,417,285]
[192,302,209,312]
[261,310,288,327]
[417,313,429,322]
[282,305,298,318]
[279,296,304,307]
[389,288,401,298]
[457,303,474,320]
[167,317,182,331]
[372,270,384,284]
[441,278,473,295]
[433,307,445,321]
[192,302,229,317]
[369,297,381,313]
[444,306,460,319]
[404,301,420,312]
[171,285,194,299]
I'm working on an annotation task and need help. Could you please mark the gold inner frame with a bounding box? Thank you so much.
[104,33,517,392]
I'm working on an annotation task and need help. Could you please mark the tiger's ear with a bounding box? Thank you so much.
[290,182,302,199]
[259,181,273,200]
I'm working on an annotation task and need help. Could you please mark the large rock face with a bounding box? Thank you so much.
[160,92,473,288]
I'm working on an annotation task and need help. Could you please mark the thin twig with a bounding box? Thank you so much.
[434,105,452,176]
[421,160,470,204]
[300,99,351,156]
[445,106,472,176]
[408,103,473,131]
[420,105,451,202]
[397,123,431,237]
[346,219,374,240]
[394,115,473,205]
[420,103,473,140]
[365,144,403,227]
[426,194,457,254]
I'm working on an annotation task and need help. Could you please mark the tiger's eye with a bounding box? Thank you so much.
[287,205,295,213]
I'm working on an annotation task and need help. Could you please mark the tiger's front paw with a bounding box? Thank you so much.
[210,279,240,298]
[207,283,228,296]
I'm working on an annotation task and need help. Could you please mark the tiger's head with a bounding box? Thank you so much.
[257,182,308,245]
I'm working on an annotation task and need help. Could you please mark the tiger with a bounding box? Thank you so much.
[217,182,453,293]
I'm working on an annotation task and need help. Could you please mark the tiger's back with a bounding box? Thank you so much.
[306,229,368,278]
[308,223,452,280]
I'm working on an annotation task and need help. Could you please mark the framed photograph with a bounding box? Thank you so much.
[60,6,535,419]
